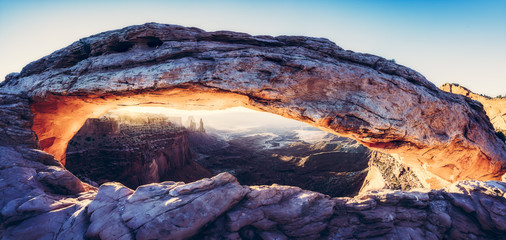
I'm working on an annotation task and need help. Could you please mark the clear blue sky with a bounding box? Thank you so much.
[1,0,505,96]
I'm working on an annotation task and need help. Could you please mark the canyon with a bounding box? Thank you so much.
[65,113,211,189]
[189,125,422,197]
[0,23,505,239]
[65,109,408,197]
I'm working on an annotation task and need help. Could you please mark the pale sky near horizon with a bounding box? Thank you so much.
[109,106,310,130]
[1,0,505,96]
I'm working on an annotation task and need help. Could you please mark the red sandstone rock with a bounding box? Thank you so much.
[0,23,505,239]
[0,23,503,186]
[441,83,506,137]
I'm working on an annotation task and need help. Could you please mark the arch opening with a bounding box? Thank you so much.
[31,86,253,165]
[31,86,408,196]
[29,85,452,193]
[64,105,384,196]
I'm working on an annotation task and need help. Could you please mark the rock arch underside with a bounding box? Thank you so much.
[0,23,505,239]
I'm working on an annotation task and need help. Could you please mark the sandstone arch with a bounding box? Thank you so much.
[1,23,505,188]
[1,23,506,239]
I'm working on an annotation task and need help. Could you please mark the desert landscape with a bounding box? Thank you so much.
[1,2,506,240]
[0,21,505,239]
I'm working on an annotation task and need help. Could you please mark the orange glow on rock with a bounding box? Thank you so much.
[30,87,252,165]
[29,85,505,188]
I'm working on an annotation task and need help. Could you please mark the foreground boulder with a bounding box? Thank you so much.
[0,23,505,238]
[2,172,505,239]
[198,178,506,239]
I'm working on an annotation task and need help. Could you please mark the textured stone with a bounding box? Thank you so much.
[66,116,211,188]
[441,83,506,139]
[194,180,506,239]
[360,151,425,192]
[80,173,248,240]
[0,23,503,185]
[196,184,335,239]
[0,23,505,239]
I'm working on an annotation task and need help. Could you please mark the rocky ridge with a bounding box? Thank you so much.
[3,172,505,239]
[0,23,505,238]
[441,83,506,138]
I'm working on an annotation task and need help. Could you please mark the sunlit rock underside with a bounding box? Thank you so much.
[0,23,505,239]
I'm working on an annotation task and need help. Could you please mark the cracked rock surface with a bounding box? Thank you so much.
[0,23,505,239]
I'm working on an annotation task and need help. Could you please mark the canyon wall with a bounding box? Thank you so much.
[66,117,210,188]
[441,83,506,137]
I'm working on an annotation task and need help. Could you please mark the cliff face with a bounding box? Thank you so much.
[66,117,211,188]
[441,83,506,137]
[360,151,423,192]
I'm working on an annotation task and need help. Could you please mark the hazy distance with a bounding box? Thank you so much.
[108,106,311,131]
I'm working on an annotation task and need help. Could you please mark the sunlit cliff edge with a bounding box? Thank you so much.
[441,83,506,138]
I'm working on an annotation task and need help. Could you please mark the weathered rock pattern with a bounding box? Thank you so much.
[360,151,424,193]
[0,23,503,185]
[195,176,506,239]
[2,168,506,239]
[0,23,505,238]
[441,83,506,138]
[66,116,211,188]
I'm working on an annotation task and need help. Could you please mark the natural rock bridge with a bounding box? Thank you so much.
[0,23,505,239]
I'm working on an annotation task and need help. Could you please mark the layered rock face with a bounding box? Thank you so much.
[0,23,505,239]
[441,83,506,138]
[66,116,211,188]
[360,151,424,193]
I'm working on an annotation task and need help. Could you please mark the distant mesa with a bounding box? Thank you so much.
[104,111,183,126]
[66,112,210,188]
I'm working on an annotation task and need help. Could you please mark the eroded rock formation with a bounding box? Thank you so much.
[441,83,506,138]
[5,172,505,239]
[0,23,505,239]
[1,23,504,186]
[360,151,423,193]
[66,116,211,188]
